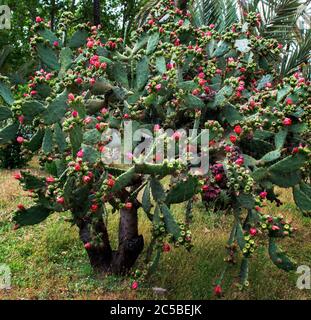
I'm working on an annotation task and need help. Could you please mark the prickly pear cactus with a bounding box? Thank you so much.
[1,0,310,290]
[0,78,34,168]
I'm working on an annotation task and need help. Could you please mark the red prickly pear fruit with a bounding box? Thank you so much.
[214,285,222,296]
[57,197,65,204]
[46,176,55,183]
[17,204,25,211]
[125,202,133,210]
[259,191,267,199]
[234,125,242,135]
[14,172,22,180]
[202,185,209,191]
[68,93,75,101]
[249,228,257,236]
[131,281,139,290]
[17,136,24,144]
[162,243,171,252]
[283,118,292,126]
[13,224,20,230]
[84,242,92,250]
[83,176,91,184]
[230,135,237,143]
[107,178,115,187]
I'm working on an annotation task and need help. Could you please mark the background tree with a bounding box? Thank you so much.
[93,0,101,26]
[0,0,148,80]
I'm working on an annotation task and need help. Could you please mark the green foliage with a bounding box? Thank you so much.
[0,106,12,121]
[69,125,83,156]
[159,203,181,240]
[293,183,311,214]
[142,182,152,214]
[268,238,296,271]
[0,122,19,144]
[269,152,309,173]
[150,178,166,202]
[68,29,89,48]
[110,167,136,192]
[14,205,51,227]
[136,56,149,90]
[21,101,45,124]
[146,32,160,55]
[36,44,60,71]
[54,124,67,152]
[274,129,288,149]
[21,172,46,190]
[0,81,14,105]
[235,222,246,250]
[25,129,44,153]
[43,90,68,125]
[239,257,249,286]
[42,128,54,154]
[0,125,33,169]
[0,0,147,77]
[166,176,198,204]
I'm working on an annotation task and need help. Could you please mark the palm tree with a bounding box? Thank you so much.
[136,0,310,78]
[192,0,311,78]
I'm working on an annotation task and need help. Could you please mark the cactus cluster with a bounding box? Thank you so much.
[0,0,310,291]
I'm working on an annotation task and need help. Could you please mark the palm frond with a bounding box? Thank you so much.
[280,29,311,77]
[136,0,163,27]
[192,0,240,30]
[223,0,240,30]
[239,0,261,12]
[259,0,303,42]
[297,0,311,35]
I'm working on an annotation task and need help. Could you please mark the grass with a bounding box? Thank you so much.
[0,162,311,300]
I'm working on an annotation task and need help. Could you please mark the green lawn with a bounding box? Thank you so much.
[0,164,311,300]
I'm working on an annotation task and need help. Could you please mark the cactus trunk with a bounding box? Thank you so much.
[78,218,113,272]
[111,206,144,274]
[77,206,144,274]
